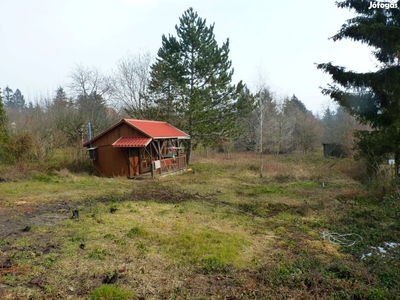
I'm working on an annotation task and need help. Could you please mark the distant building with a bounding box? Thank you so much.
[322,143,347,158]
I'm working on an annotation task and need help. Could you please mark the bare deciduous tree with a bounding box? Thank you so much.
[67,66,121,156]
[68,65,114,100]
[238,84,274,178]
[113,51,154,118]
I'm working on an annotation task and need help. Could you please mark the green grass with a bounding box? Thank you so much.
[0,172,133,206]
[161,228,247,267]
[0,151,399,299]
[89,285,134,300]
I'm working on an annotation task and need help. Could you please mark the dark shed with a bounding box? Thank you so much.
[83,119,190,178]
[322,143,347,158]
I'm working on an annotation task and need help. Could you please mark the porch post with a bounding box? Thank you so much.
[150,142,154,179]
[157,140,162,176]
[177,139,180,170]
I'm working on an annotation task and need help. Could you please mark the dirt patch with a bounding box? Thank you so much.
[0,199,77,292]
[0,183,216,241]
[0,200,78,241]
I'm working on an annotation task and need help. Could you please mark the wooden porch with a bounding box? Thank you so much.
[152,155,187,177]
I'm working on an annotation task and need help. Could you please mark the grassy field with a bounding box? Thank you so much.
[0,152,399,299]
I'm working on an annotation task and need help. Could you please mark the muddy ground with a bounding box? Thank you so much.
[0,200,77,242]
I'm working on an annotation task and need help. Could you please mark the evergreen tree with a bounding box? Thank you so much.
[318,1,400,175]
[0,89,9,162]
[53,87,69,109]
[235,84,257,151]
[0,89,7,126]
[4,87,26,110]
[11,89,26,110]
[321,107,336,144]
[282,95,317,153]
[149,7,238,163]
[3,86,13,107]
[286,94,309,114]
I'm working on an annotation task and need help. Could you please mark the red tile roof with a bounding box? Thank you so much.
[125,119,190,139]
[112,136,152,148]
[83,119,190,148]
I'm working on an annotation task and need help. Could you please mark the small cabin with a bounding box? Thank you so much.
[83,119,190,178]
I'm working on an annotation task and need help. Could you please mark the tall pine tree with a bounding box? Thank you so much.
[0,89,7,130]
[11,89,26,110]
[318,1,400,175]
[53,87,70,109]
[3,86,13,107]
[0,88,9,162]
[149,7,238,163]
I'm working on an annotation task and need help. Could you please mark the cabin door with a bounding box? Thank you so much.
[128,148,140,177]
[140,147,152,174]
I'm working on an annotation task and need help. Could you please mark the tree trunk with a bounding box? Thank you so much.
[186,138,192,165]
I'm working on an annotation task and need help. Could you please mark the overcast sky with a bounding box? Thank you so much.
[0,0,379,114]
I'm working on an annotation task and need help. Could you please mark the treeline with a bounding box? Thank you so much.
[237,90,321,155]
[0,78,120,166]
[0,81,358,166]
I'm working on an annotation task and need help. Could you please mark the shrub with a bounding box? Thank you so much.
[66,157,93,173]
[7,132,34,163]
[32,173,52,182]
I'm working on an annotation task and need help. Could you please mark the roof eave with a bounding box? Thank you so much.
[152,136,191,140]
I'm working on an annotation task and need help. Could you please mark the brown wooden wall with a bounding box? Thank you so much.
[91,123,142,147]
[92,146,127,177]
[91,123,144,177]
